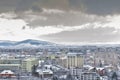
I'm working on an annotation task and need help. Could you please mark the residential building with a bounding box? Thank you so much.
[81,72,100,80]
[67,53,84,68]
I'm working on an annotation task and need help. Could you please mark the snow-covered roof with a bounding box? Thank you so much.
[83,65,94,70]
[51,65,60,70]
[43,69,53,74]
[44,65,52,69]
[104,65,113,68]
[67,52,83,56]
[36,69,53,75]
[59,75,67,79]
[39,60,44,63]
[96,67,104,71]
[36,69,43,74]
[67,52,83,55]
[0,70,14,74]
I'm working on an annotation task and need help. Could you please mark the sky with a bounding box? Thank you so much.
[0,0,120,44]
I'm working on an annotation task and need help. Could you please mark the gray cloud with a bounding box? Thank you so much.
[24,11,105,27]
[81,0,120,15]
[41,26,120,43]
[0,0,120,15]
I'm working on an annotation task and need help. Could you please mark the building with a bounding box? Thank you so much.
[67,53,84,68]
[22,58,38,72]
[69,68,83,78]
[81,72,100,80]
[0,64,21,72]
[0,59,22,71]
[0,70,15,78]
[51,54,67,68]
[36,68,53,78]
[0,59,21,64]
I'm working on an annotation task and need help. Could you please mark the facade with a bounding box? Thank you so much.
[0,64,21,71]
[52,54,67,68]
[0,59,21,64]
[67,53,84,68]
[0,59,21,71]
[81,72,100,80]
[70,68,83,78]
[22,58,38,72]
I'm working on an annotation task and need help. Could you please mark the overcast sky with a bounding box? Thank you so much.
[0,0,120,44]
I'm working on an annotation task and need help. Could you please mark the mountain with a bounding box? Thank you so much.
[15,39,54,45]
[0,40,16,46]
[0,39,56,48]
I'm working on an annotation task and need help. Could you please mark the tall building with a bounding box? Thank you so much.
[67,53,84,68]
[22,58,38,72]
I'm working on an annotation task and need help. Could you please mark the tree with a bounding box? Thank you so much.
[32,65,39,77]
[52,75,59,80]
[112,72,117,80]
[66,73,75,80]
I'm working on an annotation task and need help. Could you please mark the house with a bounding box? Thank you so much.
[0,70,15,78]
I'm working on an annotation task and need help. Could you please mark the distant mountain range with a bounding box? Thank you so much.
[0,39,120,49]
[0,39,58,48]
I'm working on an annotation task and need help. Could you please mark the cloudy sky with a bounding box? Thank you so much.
[0,0,120,44]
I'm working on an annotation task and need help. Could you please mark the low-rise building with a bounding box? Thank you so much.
[0,70,15,78]
[0,59,22,71]
[0,64,21,72]
[81,72,100,80]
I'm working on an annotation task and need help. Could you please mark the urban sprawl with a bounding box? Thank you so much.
[0,45,120,80]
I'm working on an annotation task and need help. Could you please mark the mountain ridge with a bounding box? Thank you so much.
[0,39,55,47]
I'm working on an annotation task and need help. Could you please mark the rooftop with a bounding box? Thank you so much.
[67,52,84,56]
